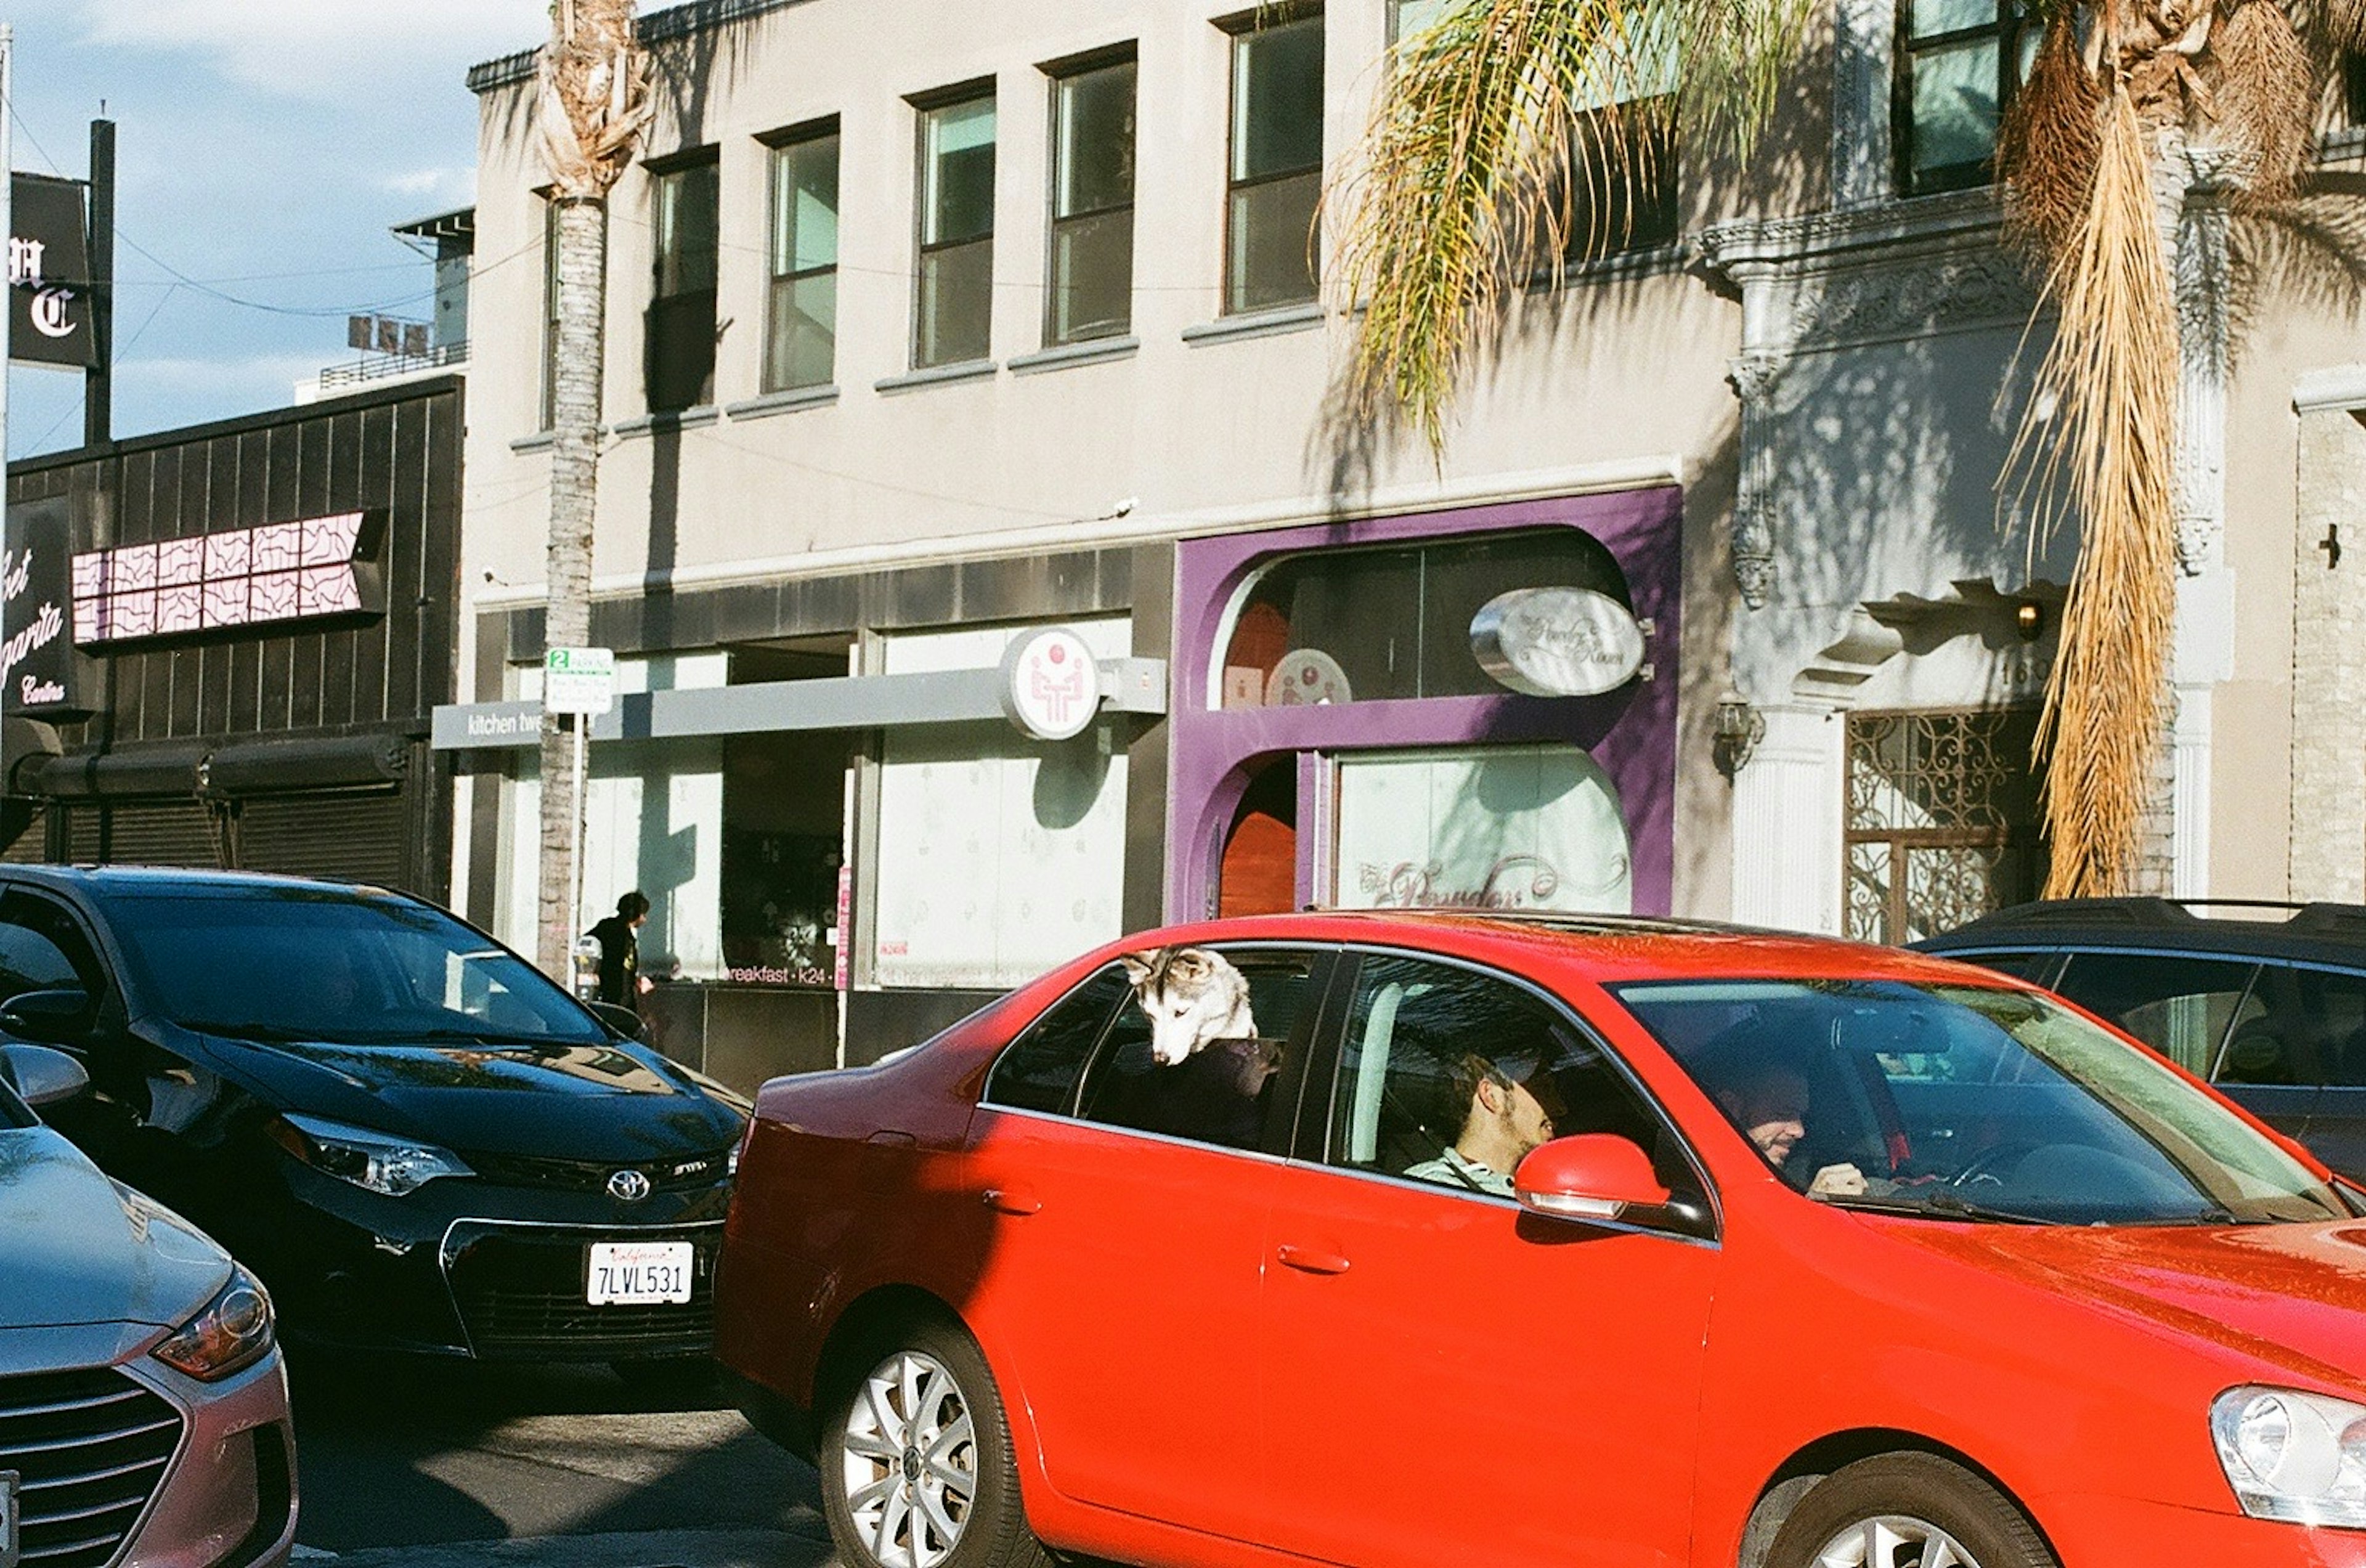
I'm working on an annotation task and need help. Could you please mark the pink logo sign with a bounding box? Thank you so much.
[999,628,1102,741]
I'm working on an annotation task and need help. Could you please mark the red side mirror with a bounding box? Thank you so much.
[1514,1134,1670,1222]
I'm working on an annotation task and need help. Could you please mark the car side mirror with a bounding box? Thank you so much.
[0,988,95,1046]
[585,1001,647,1042]
[1514,1134,1670,1223]
[0,1042,91,1109]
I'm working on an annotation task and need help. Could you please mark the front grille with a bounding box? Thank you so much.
[444,1226,717,1359]
[461,1149,733,1196]
[0,1367,184,1568]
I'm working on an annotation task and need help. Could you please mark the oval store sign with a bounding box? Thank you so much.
[1470,587,1646,699]
[1001,628,1101,742]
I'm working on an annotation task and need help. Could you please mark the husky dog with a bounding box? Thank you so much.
[1122,946,1259,1066]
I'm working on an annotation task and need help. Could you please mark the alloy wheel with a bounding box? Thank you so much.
[1813,1515,1986,1568]
[840,1349,978,1568]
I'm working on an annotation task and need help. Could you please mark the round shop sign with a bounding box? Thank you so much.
[1265,649,1352,707]
[1470,587,1646,698]
[1001,628,1102,741]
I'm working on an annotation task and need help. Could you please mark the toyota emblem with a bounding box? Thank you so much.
[606,1169,652,1203]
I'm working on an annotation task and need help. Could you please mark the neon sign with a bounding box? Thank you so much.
[72,511,382,647]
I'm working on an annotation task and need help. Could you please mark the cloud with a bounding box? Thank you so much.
[75,0,550,99]
[385,167,466,198]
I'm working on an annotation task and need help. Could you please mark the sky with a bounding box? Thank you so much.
[4,0,554,460]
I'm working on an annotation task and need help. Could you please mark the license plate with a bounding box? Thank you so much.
[586,1241,695,1306]
[2,1469,18,1568]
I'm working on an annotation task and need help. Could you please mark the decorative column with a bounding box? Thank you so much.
[1728,705,1847,934]
[1726,352,1784,609]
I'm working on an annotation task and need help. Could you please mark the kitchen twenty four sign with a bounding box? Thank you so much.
[1000,627,1101,741]
[1469,586,1649,699]
[71,511,386,648]
[10,172,97,372]
[2,497,88,719]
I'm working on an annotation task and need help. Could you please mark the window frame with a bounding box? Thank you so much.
[911,80,1000,370]
[1043,46,1139,348]
[1892,0,2032,198]
[643,148,723,413]
[539,193,563,432]
[760,117,843,395]
[1220,4,1327,317]
[1308,944,1720,1241]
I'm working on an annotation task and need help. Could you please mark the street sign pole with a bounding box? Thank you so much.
[542,647,616,974]
[569,714,587,951]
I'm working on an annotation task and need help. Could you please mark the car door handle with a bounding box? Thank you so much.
[982,1187,1042,1217]
[1275,1243,1351,1277]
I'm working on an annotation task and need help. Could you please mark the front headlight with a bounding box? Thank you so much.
[152,1265,274,1383]
[267,1112,473,1197]
[2212,1386,2366,1525]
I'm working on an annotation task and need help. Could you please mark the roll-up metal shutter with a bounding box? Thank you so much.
[65,802,225,869]
[0,808,47,864]
[234,790,409,889]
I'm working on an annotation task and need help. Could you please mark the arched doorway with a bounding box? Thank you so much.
[1218,758,1298,917]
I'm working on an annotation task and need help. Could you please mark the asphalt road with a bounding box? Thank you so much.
[285,1349,834,1568]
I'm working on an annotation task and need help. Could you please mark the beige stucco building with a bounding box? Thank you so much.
[440,0,2366,1078]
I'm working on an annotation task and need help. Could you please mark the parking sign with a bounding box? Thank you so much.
[543,647,616,717]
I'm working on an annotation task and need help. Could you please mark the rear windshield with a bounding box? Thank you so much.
[102,888,606,1047]
[1613,978,2348,1227]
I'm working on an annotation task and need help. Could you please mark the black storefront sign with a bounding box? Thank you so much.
[2,497,89,720]
[10,173,97,371]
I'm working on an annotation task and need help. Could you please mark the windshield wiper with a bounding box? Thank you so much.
[1819,1189,2054,1225]
[370,1027,574,1049]
[180,1020,322,1043]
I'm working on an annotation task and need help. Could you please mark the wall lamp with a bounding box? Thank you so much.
[1714,693,1765,778]
[2014,599,2046,642]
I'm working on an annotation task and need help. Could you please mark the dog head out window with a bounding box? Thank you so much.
[1078,946,1323,1153]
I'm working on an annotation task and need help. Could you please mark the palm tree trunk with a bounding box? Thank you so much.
[535,197,609,978]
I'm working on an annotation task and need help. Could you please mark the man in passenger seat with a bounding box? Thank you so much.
[1404,1051,1561,1197]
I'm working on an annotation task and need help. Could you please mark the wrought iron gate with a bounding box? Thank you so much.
[1844,708,2045,944]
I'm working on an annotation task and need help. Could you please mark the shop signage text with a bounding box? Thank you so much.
[71,511,386,648]
[544,647,618,716]
[2,497,89,719]
[10,173,97,371]
[1470,587,1647,698]
[1000,628,1100,741]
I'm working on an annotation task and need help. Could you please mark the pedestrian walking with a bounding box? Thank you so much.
[588,890,652,1006]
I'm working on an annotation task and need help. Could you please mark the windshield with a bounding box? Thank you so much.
[1612,978,2348,1226]
[104,888,607,1047]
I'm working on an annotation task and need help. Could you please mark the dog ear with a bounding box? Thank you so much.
[1167,948,1216,982]
[1120,951,1158,988]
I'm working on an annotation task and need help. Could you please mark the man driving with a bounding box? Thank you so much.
[1404,1050,1561,1197]
[1709,1058,1880,1200]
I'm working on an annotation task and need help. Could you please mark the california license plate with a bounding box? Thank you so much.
[2,1468,18,1568]
[585,1241,695,1306]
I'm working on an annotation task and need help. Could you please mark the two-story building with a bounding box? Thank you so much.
[439,0,2366,1081]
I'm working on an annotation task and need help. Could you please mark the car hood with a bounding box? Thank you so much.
[1897,1219,2366,1388]
[0,1126,229,1330]
[179,1028,742,1160]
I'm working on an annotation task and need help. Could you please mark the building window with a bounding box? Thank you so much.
[1896,1,2035,197]
[1047,54,1137,346]
[2346,52,2366,128]
[539,195,562,431]
[1844,708,2045,944]
[1562,102,1679,261]
[915,87,998,369]
[765,123,840,393]
[646,155,721,412]
[1225,7,1325,315]
[1387,0,1447,46]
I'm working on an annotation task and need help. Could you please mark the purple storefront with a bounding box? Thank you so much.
[1166,489,1682,923]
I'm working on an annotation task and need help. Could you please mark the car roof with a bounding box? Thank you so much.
[0,864,402,901]
[1916,898,2366,968]
[1120,909,2004,989]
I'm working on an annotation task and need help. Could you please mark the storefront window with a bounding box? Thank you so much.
[1216,527,1632,709]
[1332,744,1632,914]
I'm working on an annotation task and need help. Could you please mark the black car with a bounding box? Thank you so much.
[0,866,748,1368]
[1914,898,2366,1176]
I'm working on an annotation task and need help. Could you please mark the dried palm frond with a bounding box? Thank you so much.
[2291,0,2366,57]
[540,0,653,200]
[1333,0,1816,449]
[2204,0,2319,206]
[2010,86,2183,896]
[2001,16,2107,260]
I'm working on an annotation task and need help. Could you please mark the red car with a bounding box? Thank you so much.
[717,914,2366,1568]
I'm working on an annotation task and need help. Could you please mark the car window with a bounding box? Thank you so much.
[1073,947,1322,1154]
[982,965,1130,1115]
[2227,962,2366,1089]
[2050,951,2258,1075]
[0,892,107,1003]
[1938,949,2058,985]
[1326,953,1704,1212]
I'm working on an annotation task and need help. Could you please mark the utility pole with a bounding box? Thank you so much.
[84,116,112,450]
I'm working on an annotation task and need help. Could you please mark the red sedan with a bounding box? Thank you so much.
[717,914,2366,1568]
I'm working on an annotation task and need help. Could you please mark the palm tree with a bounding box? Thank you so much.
[534,0,652,978]
[1336,0,2366,898]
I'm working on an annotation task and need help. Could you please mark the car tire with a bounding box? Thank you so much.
[818,1317,1048,1568]
[1766,1453,2056,1568]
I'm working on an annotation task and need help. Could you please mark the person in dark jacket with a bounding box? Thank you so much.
[587,892,651,1006]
